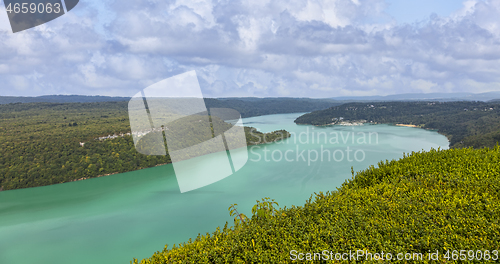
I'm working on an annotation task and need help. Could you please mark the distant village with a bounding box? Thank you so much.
[79,127,168,147]
[328,117,368,126]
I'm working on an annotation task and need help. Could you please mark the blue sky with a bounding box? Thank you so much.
[385,0,466,24]
[1,0,499,98]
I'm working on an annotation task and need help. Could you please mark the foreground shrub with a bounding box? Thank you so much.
[133,146,500,263]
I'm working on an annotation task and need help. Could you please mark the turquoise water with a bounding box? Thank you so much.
[0,113,449,264]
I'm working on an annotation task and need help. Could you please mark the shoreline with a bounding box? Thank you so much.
[2,129,291,192]
[23,133,292,189]
[71,161,172,182]
[395,124,418,128]
[296,121,451,147]
[296,122,372,127]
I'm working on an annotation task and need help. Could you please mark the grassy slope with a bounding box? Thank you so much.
[134,146,500,263]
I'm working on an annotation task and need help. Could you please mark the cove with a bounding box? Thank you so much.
[0,113,449,264]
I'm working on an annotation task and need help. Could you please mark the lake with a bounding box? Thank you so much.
[0,113,449,264]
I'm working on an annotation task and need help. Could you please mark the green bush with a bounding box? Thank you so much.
[133,146,500,263]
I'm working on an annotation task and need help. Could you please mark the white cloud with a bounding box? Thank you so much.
[410,79,438,93]
[1,0,500,97]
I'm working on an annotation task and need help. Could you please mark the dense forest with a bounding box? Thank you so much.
[0,95,131,104]
[294,101,500,148]
[207,98,339,118]
[0,95,340,117]
[0,102,291,191]
[133,146,500,263]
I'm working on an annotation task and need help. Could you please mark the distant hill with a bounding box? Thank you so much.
[0,95,340,118]
[0,95,131,104]
[4,92,500,105]
[205,97,339,118]
[330,91,500,102]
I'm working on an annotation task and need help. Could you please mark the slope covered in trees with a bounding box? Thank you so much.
[205,98,339,118]
[0,95,131,104]
[0,102,290,191]
[294,101,500,148]
[133,146,500,263]
[0,96,339,117]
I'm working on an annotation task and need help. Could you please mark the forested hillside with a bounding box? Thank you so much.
[0,96,340,117]
[294,101,500,148]
[206,98,339,118]
[0,102,290,191]
[133,146,500,263]
[0,95,131,104]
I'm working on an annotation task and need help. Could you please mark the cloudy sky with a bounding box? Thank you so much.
[1,0,499,98]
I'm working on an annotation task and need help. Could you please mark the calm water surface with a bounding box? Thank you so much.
[0,113,449,264]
